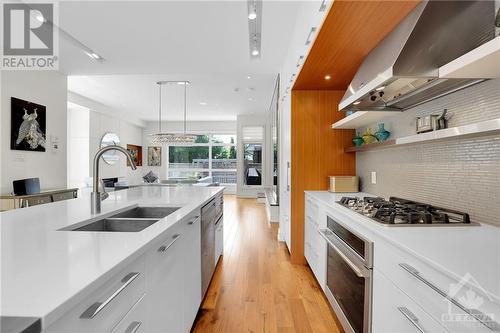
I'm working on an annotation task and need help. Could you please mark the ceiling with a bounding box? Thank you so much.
[293,0,420,90]
[58,1,300,121]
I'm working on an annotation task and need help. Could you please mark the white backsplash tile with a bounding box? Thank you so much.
[356,79,500,226]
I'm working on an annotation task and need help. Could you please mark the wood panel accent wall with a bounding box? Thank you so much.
[290,90,355,264]
[294,0,420,90]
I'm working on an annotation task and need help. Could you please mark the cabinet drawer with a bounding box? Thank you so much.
[373,269,447,333]
[110,294,147,333]
[45,256,146,333]
[375,241,499,332]
[305,196,319,225]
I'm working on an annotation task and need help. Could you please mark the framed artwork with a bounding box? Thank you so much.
[126,144,143,166]
[148,146,161,166]
[11,97,46,151]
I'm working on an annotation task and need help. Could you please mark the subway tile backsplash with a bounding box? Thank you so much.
[356,79,500,226]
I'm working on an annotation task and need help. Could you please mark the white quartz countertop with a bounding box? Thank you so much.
[306,191,500,301]
[0,186,223,327]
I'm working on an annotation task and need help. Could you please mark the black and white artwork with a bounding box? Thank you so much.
[10,97,46,152]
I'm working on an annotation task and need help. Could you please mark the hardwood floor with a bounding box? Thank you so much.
[192,195,343,333]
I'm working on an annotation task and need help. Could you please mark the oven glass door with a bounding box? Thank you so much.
[327,241,368,333]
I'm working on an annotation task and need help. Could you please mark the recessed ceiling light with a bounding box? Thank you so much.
[248,11,257,20]
[353,101,361,105]
[376,86,385,91]
[199,102,208,106]
[247,75,252,79]
[324,75,331,80]
[251,49,260,56]
[85,51,103,61]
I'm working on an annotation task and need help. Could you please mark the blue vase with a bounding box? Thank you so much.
[375,123,390,141]
[352,132,364,146]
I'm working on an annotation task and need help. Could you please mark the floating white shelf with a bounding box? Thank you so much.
[331,111,401,129]
[439,36,500,79]
[345,118,500,153]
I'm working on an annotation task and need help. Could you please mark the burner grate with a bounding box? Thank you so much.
[338,196,471,225]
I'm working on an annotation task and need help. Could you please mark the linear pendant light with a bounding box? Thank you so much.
[149,81,197,145]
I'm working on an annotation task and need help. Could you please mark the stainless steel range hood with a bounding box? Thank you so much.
[339,0,498,112]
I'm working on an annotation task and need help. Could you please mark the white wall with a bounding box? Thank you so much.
[1,71,68,194]
[68,92,145,186]
[67,103,90,189]
[236,113,273,198]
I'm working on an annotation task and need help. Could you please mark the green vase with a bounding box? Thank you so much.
[362,128,378,144]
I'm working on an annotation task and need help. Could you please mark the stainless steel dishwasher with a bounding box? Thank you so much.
[201,194,223,298]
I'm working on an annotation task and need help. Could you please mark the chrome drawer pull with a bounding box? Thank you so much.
[80,272,140,319]
[318,229,363,278]
[124,321,142,333]
[398,307,427,333]
[188,216,200,225]
[305,27,317,46]
[157,234,181,252]
[399,263,500,331]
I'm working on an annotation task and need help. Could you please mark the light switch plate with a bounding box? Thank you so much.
[371,171,377,184]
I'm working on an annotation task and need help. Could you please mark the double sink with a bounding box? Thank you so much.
[66,206,180,232]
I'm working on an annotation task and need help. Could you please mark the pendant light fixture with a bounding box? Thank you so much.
[149,80,197,145]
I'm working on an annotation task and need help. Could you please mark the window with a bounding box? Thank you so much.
[244,143,262,185]
[241,126,264,186]
[166,134,237,185]
[169,146,209,169]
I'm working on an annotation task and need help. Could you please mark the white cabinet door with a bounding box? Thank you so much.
[110,294,148,333]
[146,224,185,333]
[373,269,447,333]
[45,256,146,333]
[182,214,202,333]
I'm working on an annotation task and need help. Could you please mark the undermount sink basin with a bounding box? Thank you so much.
[109,206,180,219]
[64,206,180,232]
[71,218,160,232]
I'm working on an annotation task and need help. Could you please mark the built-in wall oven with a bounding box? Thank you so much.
[318,216,373,333]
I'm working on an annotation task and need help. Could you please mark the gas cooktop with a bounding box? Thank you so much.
[338,196,474,226]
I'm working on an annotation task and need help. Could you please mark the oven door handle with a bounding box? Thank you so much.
[318,229,364,278]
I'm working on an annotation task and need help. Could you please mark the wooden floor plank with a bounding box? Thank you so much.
[192,195,343,333]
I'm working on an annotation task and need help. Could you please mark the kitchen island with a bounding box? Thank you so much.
[0,186,224,333]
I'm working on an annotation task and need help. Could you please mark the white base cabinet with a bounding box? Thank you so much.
[304,194,327,290]
[373,269,447,333]
[146,223,185,333]
[182,215,202,332]
[44,210,204,333]
[110,294,148,333]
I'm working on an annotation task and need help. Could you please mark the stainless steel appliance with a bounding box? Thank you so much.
[201,195,223,298]
[339,196,474,226]
[319,217,373,333]
[339,1,498,112]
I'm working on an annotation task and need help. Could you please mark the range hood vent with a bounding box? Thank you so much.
[339,0,498,112]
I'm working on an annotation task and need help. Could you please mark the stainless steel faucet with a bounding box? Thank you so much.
[91,145,137,213]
